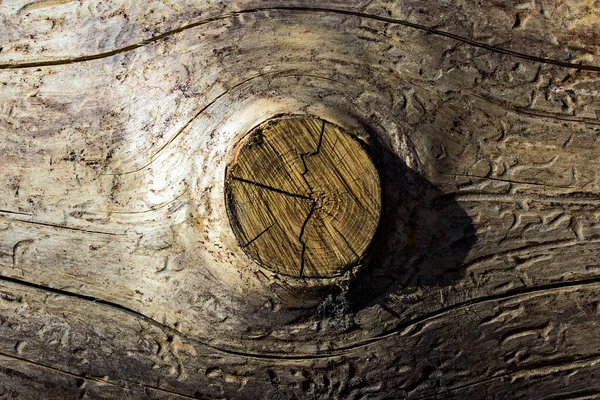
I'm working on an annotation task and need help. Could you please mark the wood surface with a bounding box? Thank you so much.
[226,116,381,277]
[1,0,599,399]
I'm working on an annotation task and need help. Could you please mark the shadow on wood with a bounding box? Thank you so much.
[348,131,477,312]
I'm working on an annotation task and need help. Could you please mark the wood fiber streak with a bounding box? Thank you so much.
[0,0,599,398]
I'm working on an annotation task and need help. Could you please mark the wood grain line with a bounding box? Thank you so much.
[413,353,600,400]
[0,352,204,400]
[2,7,599,73]
[454,193,600,207]
[2,272,600,360]
[0,209,32,217]
[112,72,348,176]
[464,91,600,127]
[2,217,123,236]
[104,71,277,176]
[442,174,577,190]
[465,237,600,270]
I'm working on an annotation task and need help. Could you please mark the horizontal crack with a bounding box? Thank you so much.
[0,209,32,217]
[464,91,600,128]
[451,192,600,207]
[0,213,123,236]
[463,237,600,270]
[0,351,201,400]
[11,218,122,236]
[1,272,600,360]
[231,176,311,200]
[413,353,600,400]
[2,7,598,73]
[441,173,577,189]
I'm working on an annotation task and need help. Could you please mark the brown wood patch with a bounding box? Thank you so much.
[225,116,381,277]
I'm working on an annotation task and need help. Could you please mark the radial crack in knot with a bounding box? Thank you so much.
[225,116,381,278]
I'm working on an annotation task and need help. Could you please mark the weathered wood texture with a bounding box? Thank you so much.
[0,0,599,399]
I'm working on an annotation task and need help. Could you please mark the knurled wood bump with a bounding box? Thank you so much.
[225,116,382,278]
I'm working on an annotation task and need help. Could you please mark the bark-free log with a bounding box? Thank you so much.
[225,116,381,277]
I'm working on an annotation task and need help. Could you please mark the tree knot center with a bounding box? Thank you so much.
[225,115,382,278]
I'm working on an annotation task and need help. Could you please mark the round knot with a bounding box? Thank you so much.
[225,116,381,278]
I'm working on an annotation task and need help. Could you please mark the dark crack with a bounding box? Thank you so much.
[3,7,600,73]
[0,351,200,400]
[243,223,274,248]
[231,176,312,200]
[2,270,600,360]
[10,218,122,236]
[298,203,317,277]
[298,121,326,276]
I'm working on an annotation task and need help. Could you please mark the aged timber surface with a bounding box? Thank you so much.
[1,1,599,399]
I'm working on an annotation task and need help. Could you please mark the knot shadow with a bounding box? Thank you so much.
[348,133,477,311]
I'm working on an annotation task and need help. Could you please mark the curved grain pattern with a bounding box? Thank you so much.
[0,0,599,398]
